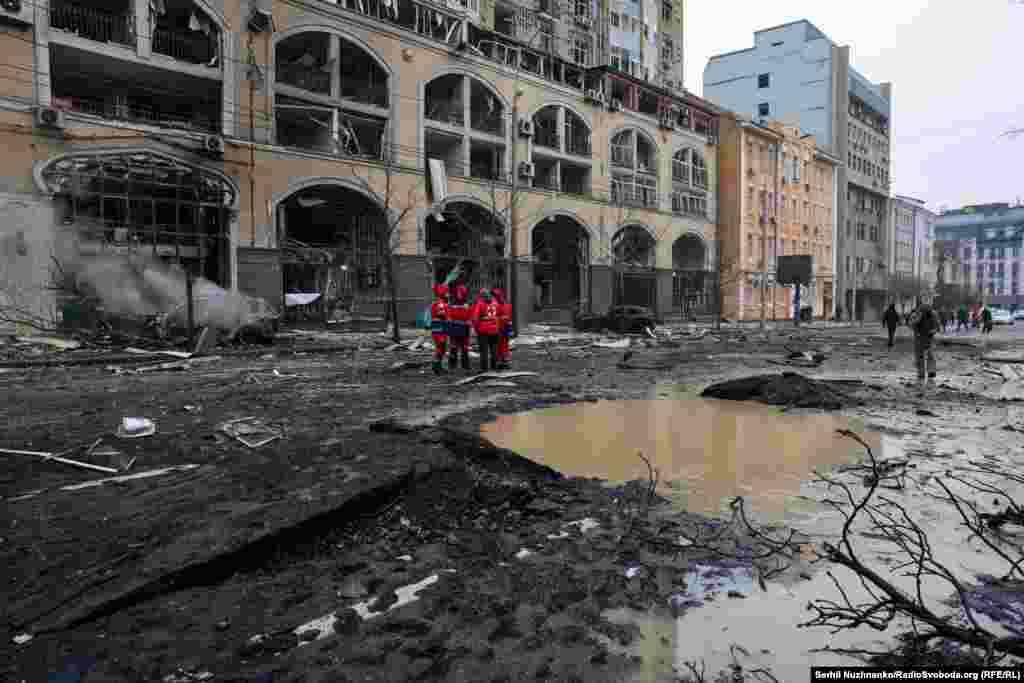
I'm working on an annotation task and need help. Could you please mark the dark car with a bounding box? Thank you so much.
[605,305,660,333]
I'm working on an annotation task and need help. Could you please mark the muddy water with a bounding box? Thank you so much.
[481,397,887,520]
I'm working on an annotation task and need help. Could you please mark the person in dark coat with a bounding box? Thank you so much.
[883,303,901,348]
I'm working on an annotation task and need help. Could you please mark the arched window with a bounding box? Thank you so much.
[275,32,389,158]
[609,129,658,208]
[671,148,708,217]
[529,105,592,195]
[424,74,506,182]
[612,226,656,269]
[40,151,235,285]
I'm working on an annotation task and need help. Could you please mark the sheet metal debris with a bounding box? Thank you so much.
[117,417,156,438]
[454,371,538,386]
[0,447,119,475]
[219,417,282,448]
[5,464,202,501]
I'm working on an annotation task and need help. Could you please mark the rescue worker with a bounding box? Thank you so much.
[430,284,450,374]
[883,303,900,348]
[447,284,472,371]
[909,297,939,395]
[492,288,513,369]
[472,288,500,372]
[982,305,994,334]
[957,305,969,333]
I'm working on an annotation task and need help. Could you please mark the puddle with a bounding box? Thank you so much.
[481,397,891,520]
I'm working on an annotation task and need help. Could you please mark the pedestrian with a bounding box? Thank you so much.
[447,284,471,371]
[909,297,939,394]
[430,283,449,374]
[883,303,900,348]
[957,305,969,333]
[492,288,513,369]
[982,305,994,334]
[472,288,500,372]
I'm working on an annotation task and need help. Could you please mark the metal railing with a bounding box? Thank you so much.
[533,124,559,150]
[565,132,591,157]
[152,26,217,65]
[610,144,634,168]
[50,2,134,47]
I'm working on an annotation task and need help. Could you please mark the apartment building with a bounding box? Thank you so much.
[934,203,1024,308]
[703,19,893,321]
[890,194,935,292]
[0,0,718,332]
[717,114,839,321]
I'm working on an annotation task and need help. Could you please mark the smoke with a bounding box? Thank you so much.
[67,250,274,332]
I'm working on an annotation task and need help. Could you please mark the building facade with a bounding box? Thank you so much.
[934,203,1024,308]
[890,194,935,297]
[702,19,893,321]
[717,114,838,321]
[0,0,718,333]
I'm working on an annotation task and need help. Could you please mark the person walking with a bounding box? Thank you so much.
[883,303,900,348]
[430,284,450,374]
[909,298,939,394]
[957,305,969,333]
[982,305,994,334]
[472,288,500,372]
[447,284,471,371]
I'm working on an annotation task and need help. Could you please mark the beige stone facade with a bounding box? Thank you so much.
[717,113,839,322]
[0,0,721,330]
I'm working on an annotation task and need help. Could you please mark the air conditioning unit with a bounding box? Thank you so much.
[0,0,33,28]
[610,99,623,112]
[35,106,66,130]
[574,14,590,26]
[203,134,225,155]
[659,112,677,130]
[518,117,534,137]
[585,89,605,105]
[518,161,535,178]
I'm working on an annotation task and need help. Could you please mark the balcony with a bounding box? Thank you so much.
[611,144,634,169]
[152,25,217,66]
[50,1,133,47]
[534,125,559,151]
[564,128,591,157]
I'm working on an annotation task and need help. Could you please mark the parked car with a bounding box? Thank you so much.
[573,305,662,334]
[992,309,1014,325]
[1012,309,1024,321]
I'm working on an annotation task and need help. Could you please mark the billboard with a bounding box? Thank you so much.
[777,255,813,286]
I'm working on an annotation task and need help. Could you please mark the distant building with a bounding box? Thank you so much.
[703,19,892,321]
[890,195,936,293]
[716,114,840,321]
[934,203,1024,308]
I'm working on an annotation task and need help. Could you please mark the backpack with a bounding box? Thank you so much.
[914,307,938,336]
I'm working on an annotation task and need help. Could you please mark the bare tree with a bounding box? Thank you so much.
[803,430,1024,664]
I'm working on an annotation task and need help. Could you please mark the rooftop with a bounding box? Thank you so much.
[708,19,835,61]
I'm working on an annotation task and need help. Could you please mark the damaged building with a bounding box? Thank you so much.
[0,0,721,331]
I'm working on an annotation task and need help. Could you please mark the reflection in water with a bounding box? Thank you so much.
[481,397,885,519]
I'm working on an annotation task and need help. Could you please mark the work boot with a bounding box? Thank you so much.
[448,354,458,371]
[461,352,470,371]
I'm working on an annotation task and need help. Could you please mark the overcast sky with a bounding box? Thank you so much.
[685,0,1024,212]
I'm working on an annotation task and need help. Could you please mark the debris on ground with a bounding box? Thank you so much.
[14,336,82,351]
[6,464,202,501]
[12,633,33,646]
[387,360,430,373]
[162,668,215,683]
[701,372,851,410]
[0,446,120,475]
[454,371,539,386]
[117,417,156,439]
[592,338,631,350]
[218,417,282,448]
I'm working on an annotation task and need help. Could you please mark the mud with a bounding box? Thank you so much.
[700,372,855,410]
[3,324,1024,681]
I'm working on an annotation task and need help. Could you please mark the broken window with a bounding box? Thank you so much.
[612,226,656,268]
[275,95,386,159]
[758,73,770,89]
[41,151,235,286]
[672,148,707,189]
[570,32,592,67]
[610,130,658,208]
[151,0,221,66]
[532,217,590,310]
[425,201,506,292]
[661,0,673,20]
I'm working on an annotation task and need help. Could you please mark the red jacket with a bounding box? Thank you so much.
[472,300,500,335]
[448,302,471,337]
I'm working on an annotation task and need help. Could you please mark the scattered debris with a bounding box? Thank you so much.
[514,549,534,559]
[593,339,631,350]
[219,417,282,448]
[14,336,81,351]
[915,409,938,417]
[293,574,443,645]
[192,327,216,356]
[163,669,214,683]
[387,360,429,373]
[5,465,202,501]
[117,417,156,439]
[454,371,539,386]
[0,447,119,475]
[983,352,1024,364]
[125,347,193,359]
[12,633,33,646]
[701,373,850,410]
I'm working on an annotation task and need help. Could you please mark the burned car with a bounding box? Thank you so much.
[575,305,661,333]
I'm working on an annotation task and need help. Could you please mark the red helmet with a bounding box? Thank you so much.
[492,288,506,303]
[433,284,449,299]
[454,285,469,303]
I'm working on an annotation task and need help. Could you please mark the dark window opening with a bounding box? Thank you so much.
[758,73,770,88]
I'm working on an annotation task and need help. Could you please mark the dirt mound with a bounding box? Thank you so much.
[700,372,850,410]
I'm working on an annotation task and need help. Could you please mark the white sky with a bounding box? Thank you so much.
[684,0,1024,211]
